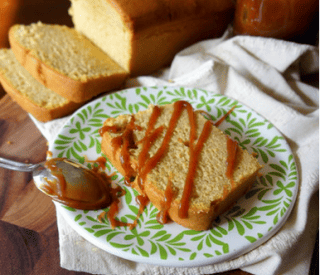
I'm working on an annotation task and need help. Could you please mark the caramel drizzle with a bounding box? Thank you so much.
[156,179,175,224]
[85,156,107,172]
[100,101,238,227]
[225,135,238,189]
[106,189,129,229]
[98,187,149,230]
[119,116,143,185]
[138,102,188,183]
[214,105,236,127]
[100,117,142,185]
[130,195,149,229]
[142,101,198,221]
[178,120,213,219]
[99,185,128,228]
[196,105,236,128]
[137,105,163,192]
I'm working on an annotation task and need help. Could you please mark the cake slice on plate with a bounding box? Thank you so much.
[100,101,262,231]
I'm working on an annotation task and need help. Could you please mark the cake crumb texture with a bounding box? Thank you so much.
[0,49,69,108]
[0,49,81,122]
[100,103,262,230]
[11,22,126,81]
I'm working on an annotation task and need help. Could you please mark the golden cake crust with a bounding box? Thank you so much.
[107,0,235,30]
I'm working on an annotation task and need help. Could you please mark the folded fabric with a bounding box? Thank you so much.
[33,27,319,275]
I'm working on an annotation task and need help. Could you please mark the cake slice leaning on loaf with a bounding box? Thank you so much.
[100,101,262,231]
[0,49,82,122]
[9,22,128,103]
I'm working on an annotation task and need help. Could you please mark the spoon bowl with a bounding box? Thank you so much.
[0,156,112,209]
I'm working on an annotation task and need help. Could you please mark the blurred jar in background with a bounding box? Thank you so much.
[233,0,319,42]
[0,0,20,48]
[0,0,72,49]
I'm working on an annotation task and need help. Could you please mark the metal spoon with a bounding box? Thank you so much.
[0,157,111,209]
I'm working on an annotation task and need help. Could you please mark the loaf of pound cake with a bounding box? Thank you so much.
[69,0,234,76]
[100,101,262,231]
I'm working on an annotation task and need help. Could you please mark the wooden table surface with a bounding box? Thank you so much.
[0,1,318,274]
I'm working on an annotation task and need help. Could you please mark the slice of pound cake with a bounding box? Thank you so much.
[9,22,128,103]
[0,49,82,122]
[100,101,262,230]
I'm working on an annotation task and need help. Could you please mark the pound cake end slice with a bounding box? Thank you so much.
[100,101,262,231]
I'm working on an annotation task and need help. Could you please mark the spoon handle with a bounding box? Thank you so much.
[0,157,40,172]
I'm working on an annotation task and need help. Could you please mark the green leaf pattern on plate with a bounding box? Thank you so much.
[51,87,298,264]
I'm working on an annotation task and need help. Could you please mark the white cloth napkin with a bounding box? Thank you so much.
[33,27,319,275]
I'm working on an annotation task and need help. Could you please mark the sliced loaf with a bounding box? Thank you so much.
[100,101,262,231]
[9,22,128,103]
[0,49,82,122]
[69,0,234,76]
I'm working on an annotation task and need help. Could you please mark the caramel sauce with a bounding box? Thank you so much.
[100,101,238,227]
[44,158,68,197]
[111,136,123,158]
[178,120,213,219]
[107,198,129,229]
[40,179,55,196]
[42,157,112,210]
[225,136,238,189]
[139,101,194,184]
[137,105,163,192]
[98,185,126,226]
[156,179,175,224]
[129,195,149,229]
[120,117,140,185]
[214,105,236,127]
[100,117,142,185]
[99,188,149,230]
[85,156,107,172]
[194,105,236,128]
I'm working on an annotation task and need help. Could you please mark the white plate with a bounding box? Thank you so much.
[50,86,298,267]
